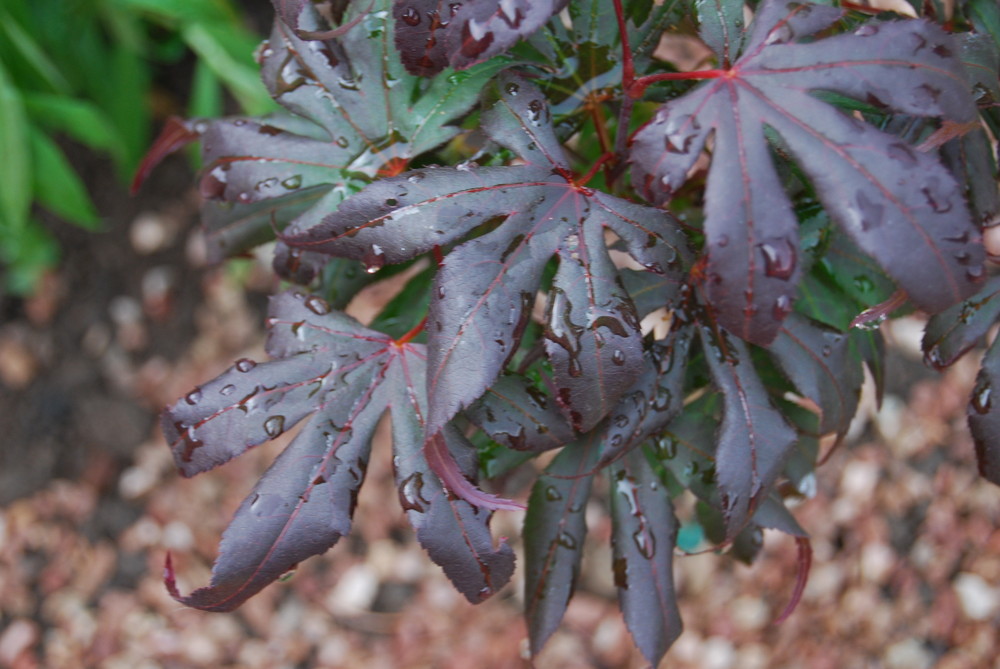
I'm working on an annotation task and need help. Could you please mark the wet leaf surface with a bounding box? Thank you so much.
[285,73,691,435]
[631,0,985,344]
[393,0,567,76]
[161,291,513,610]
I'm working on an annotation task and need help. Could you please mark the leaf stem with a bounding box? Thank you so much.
[396,315,428,345]
[576,152,615,187]
[629,69,727,99]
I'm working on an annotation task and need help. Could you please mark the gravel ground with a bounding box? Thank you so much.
[2,249,1000,669]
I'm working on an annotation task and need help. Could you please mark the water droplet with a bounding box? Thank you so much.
[220,384,236,396]
[821,344,832,357]
[185,389,202,405]
[363,245,386,273]
[407,171,425,183]
[544,486,562,501]
[400,6,421,25]
[652,387,672,411]
[399,472,430,512]
[459,19,493,59]
[972,381,992,414]
[335,136,349,148]
[855,191,885,231]
[853,275,875,294]
[505,82,519,96]
[921,181,952,213]
[237,191,252,203]
[717,234,729,248]
[758,238,797,279]
[249,493,284,517]
[855,24,879,37]
[305,295,330,315]
[527,99,546,126]
[632,527,655,558]
[556,531,577,549]
[235,358,257,373]
[385,198,398,207]
[772,294,792,320]
[967,265,985,282]
[264,415,286,438]
[611,350,626,366]
[282,175,302,190]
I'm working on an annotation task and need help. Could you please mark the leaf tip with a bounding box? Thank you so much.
[773,536,812,625]
[131,117,201,195]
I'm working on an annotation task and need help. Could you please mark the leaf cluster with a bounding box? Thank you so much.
[144,0,1000,663]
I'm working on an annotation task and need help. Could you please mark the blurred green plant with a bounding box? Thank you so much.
[0,0,273,293]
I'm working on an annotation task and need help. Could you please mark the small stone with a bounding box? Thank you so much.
[954,572,1000,620]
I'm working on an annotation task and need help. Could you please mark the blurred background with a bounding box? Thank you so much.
[0,1,999,667]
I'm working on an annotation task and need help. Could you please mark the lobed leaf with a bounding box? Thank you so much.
[523,436,598,654]
[286,72,691,439]
[191,0,505,272]
[393,0,567,76]
[923,276,1000,370]
[699,322,796,533]
[631,0,985,345]
[162,291,513,609]
[969,334,1000,486]
[770,313,863,443]
[465,373,575,452]
[609,450,682,666]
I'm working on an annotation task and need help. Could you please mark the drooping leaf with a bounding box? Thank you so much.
[393,0,567,76]
[465,372,574,452]
[594,327,693,469]
[770,313,863,442]
[286,72,691,437]
[923,276,1000,370]
[523,436,597,654]
[699,321,796,533]
[609,450,682,666]
[161,291,513,610]
[191,0,508,271]
[631,0,985,345]
[969,334,1000,486]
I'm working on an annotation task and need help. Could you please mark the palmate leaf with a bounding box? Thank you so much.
[193,0,507,268]
[392,0,568,76]
[923,275,1000,370]
[969,334,1000,485]
[285,72,692,438]
[609,450,682,667]
[161,291,513,610]
[699,321,796,532]
[770,313,863,443]
[631,0,985,346]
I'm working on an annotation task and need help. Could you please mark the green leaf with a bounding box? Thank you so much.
[0,8,72,94]
[182,22,275,115]
[29,127,101,230]
[23,92,126,163]
[0,62,32,233]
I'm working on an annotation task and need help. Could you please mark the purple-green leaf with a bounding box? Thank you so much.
[699,322,796,533]
[465,373,574,452]
[523,436,597,654]
[770,313,863,443]
[285,73,691,437]
[393,0,567,76]
[969,334,1000,486]
[609,450,682,666]
[923,276,1000,370]
[162,291,514,610]
[631,0,984,345]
